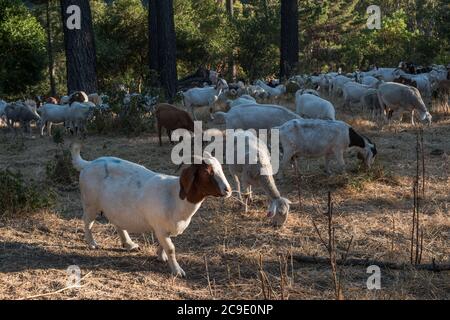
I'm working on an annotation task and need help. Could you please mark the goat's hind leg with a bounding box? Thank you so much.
[82,204,100,249]
[157,245,168,262]
[116,228,139,251]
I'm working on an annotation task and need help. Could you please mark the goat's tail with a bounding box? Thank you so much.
[70,142,90,171]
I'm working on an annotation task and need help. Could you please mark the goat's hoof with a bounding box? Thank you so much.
[171,267,186,278]
[123,242,140,251]
[158,251,168,262]
[88,243,99,250]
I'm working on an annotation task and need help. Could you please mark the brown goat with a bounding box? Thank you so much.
[46,97,59,104]
[155,103,195,146]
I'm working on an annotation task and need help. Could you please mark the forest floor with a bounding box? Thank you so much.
[0,96,449,300]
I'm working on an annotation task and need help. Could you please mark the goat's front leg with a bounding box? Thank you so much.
[241,174,252,214]
[335,150,346,174]
[189,106,197,121]
[278,148,295,180]
[156,232,185,277]
[116,227,139,251]
[411,110,416,126]
[324,154,333,175]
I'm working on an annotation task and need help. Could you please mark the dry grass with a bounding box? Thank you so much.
[0,97,449,300]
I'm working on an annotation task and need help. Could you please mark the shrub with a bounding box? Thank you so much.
[45,129,79,187]
[87,90,158,136]
[45,149,79,187]
[0,169,55,217]
[87,108,116,134]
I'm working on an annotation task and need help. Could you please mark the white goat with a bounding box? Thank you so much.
[342,82,372,109]
[39,102,94,136]
[246,85,269,100]
[295,91,336,120]
[71,143,231,277]
[377,82,432,125]
[329,75,354,97]
[226,95,256,109]
[228,130,291,226]
[182,78,229,120]
[276,119,377,175]
[255,80,286,99]
[360,75,381,88]
[38,103,70,136]
[213,104,301,130]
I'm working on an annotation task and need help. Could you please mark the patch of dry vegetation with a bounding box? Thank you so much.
[0,96,449,300]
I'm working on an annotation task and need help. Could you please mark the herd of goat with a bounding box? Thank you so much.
[0,62,449,276]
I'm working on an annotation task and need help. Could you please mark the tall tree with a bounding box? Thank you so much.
[148,0,159,73]
[45,0,56,96]
[60,0,97,94]
[280,0,299,78]
[226,0,236,81]
[149,0,177,101]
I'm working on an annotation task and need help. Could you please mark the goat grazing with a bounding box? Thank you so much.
[4,100,40,135]
[295,91,336,120]
[377,82,432,125]
[213,103,301,130]
[276,119,377,175]
[228,130,291,226]
[155,103,195,146]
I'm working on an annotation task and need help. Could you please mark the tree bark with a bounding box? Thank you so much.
[46,0,56,96]
[280,0,299,79]
[149,0,177,101]
[226,0,234,16]
[226,0,236,81]
[148,0,159,73]
[60,0,97,94]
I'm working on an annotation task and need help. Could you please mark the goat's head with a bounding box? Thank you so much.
[418,111,432,126]
[267,197,291,227]
[179,153,231,203]
[356,135,377,168]
[69,91,88,104]
[215,78,229,91]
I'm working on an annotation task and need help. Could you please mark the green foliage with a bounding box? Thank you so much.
[93,0,148,92]
[175,0,236,77]
[46,128,78,186]
[3,0,450,95]
[51,126,65,146]
[86,91,157,136]
[234,0,280,80]
[0,169,55,217]
[116,95,155,136]
[0,0,46,96]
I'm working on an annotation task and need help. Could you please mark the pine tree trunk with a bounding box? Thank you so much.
[46,0,56,96]
[154,0,177,101]
[226,0,234,16]
[280,0,299,79]
[226,0,236,81]
[60,0,97,94]
[148,0,159,73]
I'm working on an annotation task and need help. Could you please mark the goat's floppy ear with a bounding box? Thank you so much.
[179,165,197,200]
